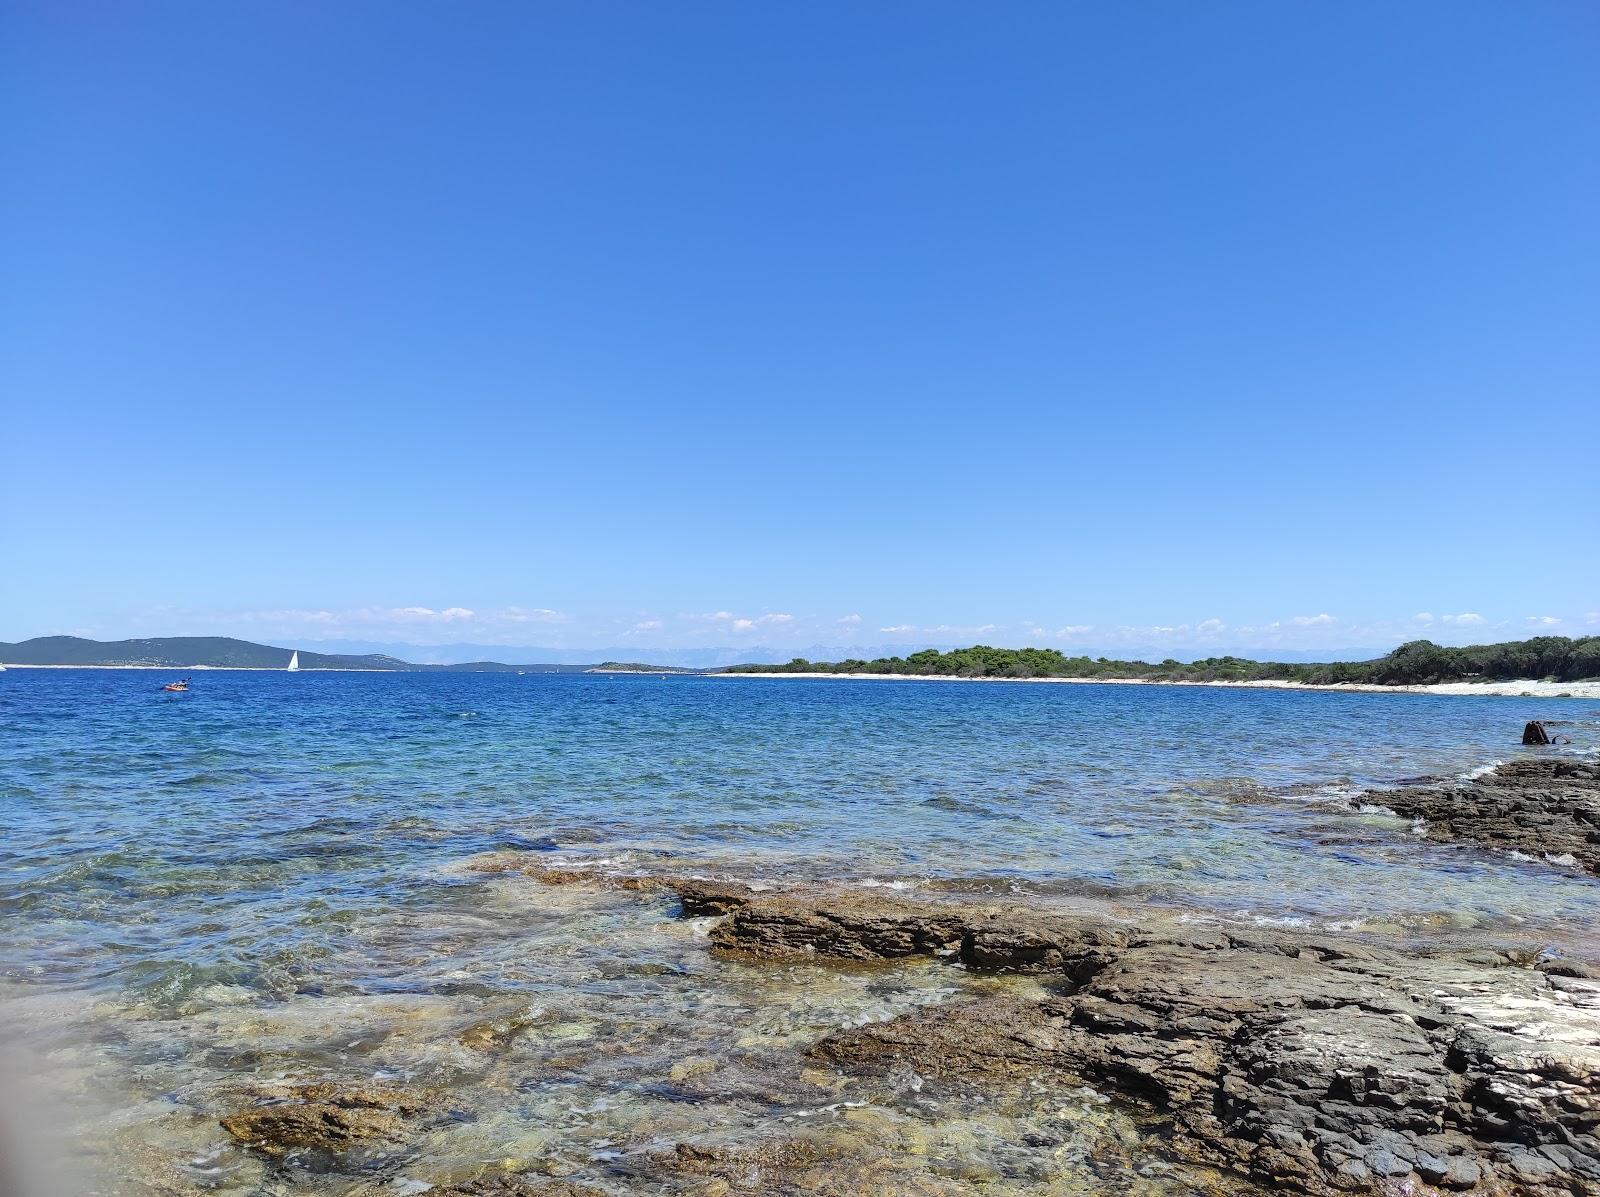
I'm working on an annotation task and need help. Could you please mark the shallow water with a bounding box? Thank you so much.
[1,670,1596,1193]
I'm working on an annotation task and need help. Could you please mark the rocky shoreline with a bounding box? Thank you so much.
[210,755,1600,1197]
[680,882,1599,1197]
[216,869,1599,1195]
[1376,756,1600,875]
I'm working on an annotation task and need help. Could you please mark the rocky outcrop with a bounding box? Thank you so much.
[219,1082,421,1155]
[694,890,1600,1197]
[1375,757,1600,874]
[699,888,1138,971]
[674,878,758,916]
[706,894,971,962]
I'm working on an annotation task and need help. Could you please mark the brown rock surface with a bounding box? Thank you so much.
[220,1082,420,1155]
[439,1177,609,1197]
[694,890,1600,1197]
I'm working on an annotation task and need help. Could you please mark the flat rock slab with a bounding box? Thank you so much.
[687,885,1600,1197]
[1375,757,1600,875]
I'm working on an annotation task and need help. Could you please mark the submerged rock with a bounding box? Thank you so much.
[458,1006,546,1052]
[633,1135,963,1196]
[438,1178,608,1196]
[1375,757,1600,874]
[219,1081,421,1155]
[695,890,1600,1197]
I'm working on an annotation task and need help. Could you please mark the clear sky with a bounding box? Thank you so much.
[3,2,1596,660]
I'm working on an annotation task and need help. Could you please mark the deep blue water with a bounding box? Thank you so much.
[3,669,1599,1004]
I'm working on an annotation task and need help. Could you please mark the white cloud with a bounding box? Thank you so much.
[1587,612,1600,626]
[362,606,481,624]
[1441,613,1483,626]
[212,603,577,630]
[1290,613,1336,627]
[1057,624,1092,636]
[1526,615,1562,627]
[230,608,341,625]
[879,624,914,634]
[632,618,663,632]
[701,610,791,628]
[1412,612,1435,625]
[836,614,863,625]
[1197,618,1225,634]
[501,606,566,624]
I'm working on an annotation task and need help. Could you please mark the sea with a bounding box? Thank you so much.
[2,669,1596,1195]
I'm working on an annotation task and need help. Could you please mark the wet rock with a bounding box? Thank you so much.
[438,1177,608,1197]
[500,833,561,852]
[961,911,1133,973]
[219,1082,420,1155]
[458,1007,545,1052]
[694,890,1600,1197]
[465,857,760,911]
[637,1136,958,1196]
[1375,757,1600,874]
[673,879,757,916]
[707,895,970,962]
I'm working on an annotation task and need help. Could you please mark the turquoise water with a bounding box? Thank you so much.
[1,670,1597,1194]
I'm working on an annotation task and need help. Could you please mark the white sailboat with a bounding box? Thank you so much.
[287,651,300,672]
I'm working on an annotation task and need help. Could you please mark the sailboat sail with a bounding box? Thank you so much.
[287,651,300,672]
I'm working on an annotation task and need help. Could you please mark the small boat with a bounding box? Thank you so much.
[163,680,190,692]
[286,650,300,672]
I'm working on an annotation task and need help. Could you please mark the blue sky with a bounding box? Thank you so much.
[3,2,1596,660]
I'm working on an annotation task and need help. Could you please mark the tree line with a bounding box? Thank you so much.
[721,636,1600,685]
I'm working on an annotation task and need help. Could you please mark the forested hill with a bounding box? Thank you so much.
[0,636,579,672]
[721,637,1600,686]
[0,636,406,669]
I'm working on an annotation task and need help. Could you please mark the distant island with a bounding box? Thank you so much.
[588,662,705,674]
[719,636,1600,687]
[7,635,1599,689]
[0,636,589,672]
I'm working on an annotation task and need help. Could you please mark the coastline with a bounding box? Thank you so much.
[458,747,1600,1197]
[713,671,1600,699]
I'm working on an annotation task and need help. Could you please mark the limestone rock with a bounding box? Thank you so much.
[1376,757,1600,874]
[697,890,1600,1197]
